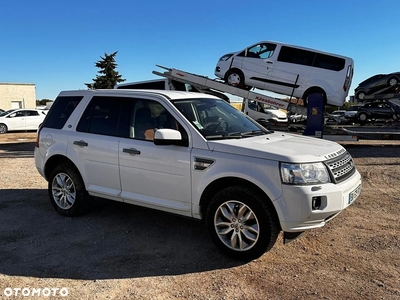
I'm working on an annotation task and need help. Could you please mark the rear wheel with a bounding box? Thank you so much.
[206,186,279,260]
[0,124,8,134]
[388,77,398,86]
[48,163,91,216]
[358,112,368,125]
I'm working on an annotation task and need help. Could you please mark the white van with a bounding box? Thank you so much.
[215,41,354,106]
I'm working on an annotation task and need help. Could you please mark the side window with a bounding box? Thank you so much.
[132,99,188,145]
[77,96,124,136]
[246,43,276,59]
[27,110,39,116]
[278,46,314,66]
[43,96,83,129]
[313,53,345,71]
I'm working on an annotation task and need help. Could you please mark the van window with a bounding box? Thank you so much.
[278,46,345,71]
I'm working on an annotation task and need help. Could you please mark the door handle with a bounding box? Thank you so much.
[266,61,273,64]
[73,140,88,147]
[123,148,141,155]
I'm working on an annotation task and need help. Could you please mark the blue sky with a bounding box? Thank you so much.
[1,0,399,101]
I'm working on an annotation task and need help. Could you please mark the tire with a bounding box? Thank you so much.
[302,89,326,107]
[388,77,398,86]
[356,91,366,101]
[358,112,368,125]
[205,186,279,260]
[48,163,91,217]
[0,123,8,134]
[225,69,252,90]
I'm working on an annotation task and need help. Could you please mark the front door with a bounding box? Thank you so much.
[118,99,192,215]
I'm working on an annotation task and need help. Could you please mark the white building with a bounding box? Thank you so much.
[0,83,36,110]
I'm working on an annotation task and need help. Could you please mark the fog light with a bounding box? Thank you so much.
[312,196,322,210]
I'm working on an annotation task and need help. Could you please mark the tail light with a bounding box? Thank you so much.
[35,125,43,148]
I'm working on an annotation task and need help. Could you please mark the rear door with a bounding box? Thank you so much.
[24,110,44,129]
[69,96,124,200]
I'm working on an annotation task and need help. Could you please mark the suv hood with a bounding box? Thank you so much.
[207,132,344,163]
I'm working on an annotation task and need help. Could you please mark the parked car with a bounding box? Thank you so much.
[214,41,354,107]
[34,89,361,260]
[0,108,47,134]
[288,113,307,123]
[356,101,398,124]
[354,72,400,100]
[344,104,364,122]
[325,110,347,125]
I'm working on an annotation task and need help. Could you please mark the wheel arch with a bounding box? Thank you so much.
[388,76,399,86]
[224,67,244,82]
[44,155,80,181]
[199,177,280,227]
[302,86,327,104]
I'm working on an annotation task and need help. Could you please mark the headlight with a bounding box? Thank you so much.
[280,162,330,185]
[219,54,233,61]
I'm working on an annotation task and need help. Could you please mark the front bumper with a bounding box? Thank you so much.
[273,169,362,232]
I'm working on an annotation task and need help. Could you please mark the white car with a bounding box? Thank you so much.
[35,89,361,260]
[245,100,288,123]
[0,109,47,134]
[215,41,354,107]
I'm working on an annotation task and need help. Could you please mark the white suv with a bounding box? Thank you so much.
[34,89,362,260]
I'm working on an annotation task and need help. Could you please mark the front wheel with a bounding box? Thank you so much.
[48,163,91,216]
[206,186,279,260]
[225,70,252,90]
[0,124,8,134]
[358,112,368,125]
[356,91,366,101]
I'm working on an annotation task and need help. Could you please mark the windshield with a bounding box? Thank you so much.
[172,98,269,140]
[0,109,16,117]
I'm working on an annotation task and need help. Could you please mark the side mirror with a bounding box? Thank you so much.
[154,129,183,146]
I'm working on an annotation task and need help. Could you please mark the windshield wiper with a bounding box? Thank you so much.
[240,130,269,136]
[205,130,269,140]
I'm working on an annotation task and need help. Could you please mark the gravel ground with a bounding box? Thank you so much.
[0,132,399,300]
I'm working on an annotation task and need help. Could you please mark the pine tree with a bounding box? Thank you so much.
[85,51,125,89]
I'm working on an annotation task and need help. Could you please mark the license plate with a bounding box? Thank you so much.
[348,184,361,205]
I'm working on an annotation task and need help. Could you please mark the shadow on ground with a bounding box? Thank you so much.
[0,189,242,280]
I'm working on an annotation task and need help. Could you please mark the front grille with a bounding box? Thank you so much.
[325,152,355,183]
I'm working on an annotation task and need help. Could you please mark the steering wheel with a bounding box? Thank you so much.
[209,121,229,133]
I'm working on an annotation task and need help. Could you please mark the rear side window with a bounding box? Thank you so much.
[278,46,345,71]
[77,96,125,137]
[42,96,83,129]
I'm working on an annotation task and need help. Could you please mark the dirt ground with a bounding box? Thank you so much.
[0,132,399,300]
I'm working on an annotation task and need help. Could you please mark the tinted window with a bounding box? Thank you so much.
[278,46,345,71]
[313,53,345,71]
[278,46,314,66]
[77,96,125,137]
[26,110,39,116]
[42,96,83,129]
[117,81,166,89]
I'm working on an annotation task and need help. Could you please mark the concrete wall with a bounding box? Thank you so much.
[0,83,36,110]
